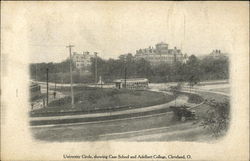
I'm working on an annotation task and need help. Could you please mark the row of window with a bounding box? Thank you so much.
[125,82,148,86]
[138,55,182,59]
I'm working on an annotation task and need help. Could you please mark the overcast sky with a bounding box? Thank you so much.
[23,1,247,63]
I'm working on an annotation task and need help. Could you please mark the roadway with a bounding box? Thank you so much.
[31,81,230,142]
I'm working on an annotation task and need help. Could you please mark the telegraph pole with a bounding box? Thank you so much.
[54,66,57,91]
[94,52,98,85]
[54,73,57,99]
[54,77,56,91]
[66,44,74,107]
[46,68,49,106]
[124,56,127,88]
[124,67,127,88]
[35,63,37,83]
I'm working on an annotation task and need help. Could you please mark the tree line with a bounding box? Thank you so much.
[30,53,229,84]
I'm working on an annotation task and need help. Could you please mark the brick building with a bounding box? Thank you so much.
[135,42,184,65]
[72,51,94,72]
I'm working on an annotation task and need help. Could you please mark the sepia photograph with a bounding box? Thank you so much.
[28,2,230,142]
[1,1,249,161]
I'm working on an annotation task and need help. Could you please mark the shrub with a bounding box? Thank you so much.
[106,89,120,97]
[188,94,204,104]
[48,96,71,107]
[200,100,230,138]
[132,91,142,96]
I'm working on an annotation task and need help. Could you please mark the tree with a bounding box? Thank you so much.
[200,55,229,80]
[185,55,201,91]
[30,53,229,84]
[135,58,152,78]
[169,83,182,106]
[172,61,186,82]
[200,99,230,138]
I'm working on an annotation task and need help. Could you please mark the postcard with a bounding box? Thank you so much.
[1,1,249,161]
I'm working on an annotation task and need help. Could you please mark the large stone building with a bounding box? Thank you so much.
[135,42,185,65]
[72,51,94,72]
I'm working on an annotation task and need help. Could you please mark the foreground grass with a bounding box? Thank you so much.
[31,86,174,116]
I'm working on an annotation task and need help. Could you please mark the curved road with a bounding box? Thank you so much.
[31,83,230,142]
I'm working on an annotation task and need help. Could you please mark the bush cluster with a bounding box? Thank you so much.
[188,94,204,104]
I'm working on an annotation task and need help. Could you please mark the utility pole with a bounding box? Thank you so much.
[66,44,74,107]
[54,77,56,91]
[54,73,57,99]
[124,57,127,89]
[124,68,127,88]
[61,78,63,89]
[35,64,37,83]
[46,68,49,106]
[94,52,98,85]
[54,66,57,91]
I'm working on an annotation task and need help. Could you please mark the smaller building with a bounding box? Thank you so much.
[30,82,41,99]
[113,78,149,90]
[72,51,94,72]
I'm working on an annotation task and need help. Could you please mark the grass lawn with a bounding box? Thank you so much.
[30,93,46,102]
[31,86,174,116]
